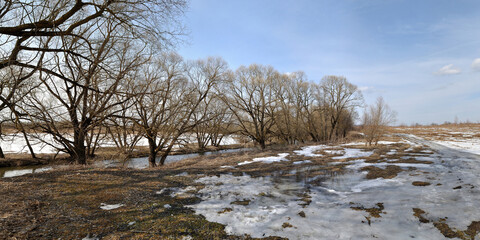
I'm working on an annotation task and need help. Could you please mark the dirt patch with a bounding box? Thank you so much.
[350,202,385,218]
[412,181,431,186]
[218,208,233,214]
[231,199,251,206]
[350,202,386,226]
[282,222,293,228]
[361,165,403,179]
[412,208,480,240]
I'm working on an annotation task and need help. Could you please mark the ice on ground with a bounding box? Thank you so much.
[175,172,189,176]
[376,141,401,145]
[3,169,33,178]
[220,165,235,169]
[2,166,53,178]
[351,178,403,192]
[100,203,124,210]
[324,150,344,155]
[343,159,435,170]
[293,145,327,157]
[386,149,397,155]
[341,142,364,146]
[181,135,480,239]
[331,148,374,160]
[292,160,312,165]
[238,153,289,165]
[433,139,480,156]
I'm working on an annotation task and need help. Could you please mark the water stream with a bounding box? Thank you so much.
[1,148,250,178]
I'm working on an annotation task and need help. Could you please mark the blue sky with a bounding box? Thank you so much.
[178,0,480,125]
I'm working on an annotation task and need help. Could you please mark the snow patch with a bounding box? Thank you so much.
[294,145,327,157]
[332,149,374,159]
[100,203,124,210]
[238,153,289,165]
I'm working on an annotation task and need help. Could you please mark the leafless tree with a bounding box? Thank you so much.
[132,54,225,167]
[1,0,186,163]
[105,80,143,159]
[21,21,145,164]
[321,75,363,141]
[363,96,397,146]
[0,65,38,158]
[222,64,278,149]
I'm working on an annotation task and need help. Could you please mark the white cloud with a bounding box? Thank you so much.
[434,64,461,75]
[358,86,374,93]
[472,58,480,71]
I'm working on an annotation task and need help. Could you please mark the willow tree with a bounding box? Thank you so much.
[321,75,363,140]
[1,0,187,164]
[222,64,279,149]
[133,54,227,167]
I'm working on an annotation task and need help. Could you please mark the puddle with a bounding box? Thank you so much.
[1,166,53,178]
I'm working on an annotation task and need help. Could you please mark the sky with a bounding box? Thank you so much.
[177,0,480,125]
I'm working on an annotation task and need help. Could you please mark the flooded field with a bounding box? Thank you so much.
[0,126,479,239]
[0,148,249,178]
[177,135,480,239]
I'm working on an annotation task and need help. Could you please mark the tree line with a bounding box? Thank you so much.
[0,0,393,167]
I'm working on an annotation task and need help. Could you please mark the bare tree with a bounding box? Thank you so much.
[222,64,278,149]
[363,96,397,146]
[105,80,143,159]
[321,75,363,141]
[132,54,226,167]
[0,65,38,158]
[21,20,145,164]
[0,0,186,108]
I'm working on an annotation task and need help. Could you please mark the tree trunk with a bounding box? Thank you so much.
[148,138,157,167]
[73,128,87,164]
[259,139,266,149]
[0,146,5,158]
[74,144,87,164]
[159,147,173,166]
[148,151,157,168]
[21,130,36,159]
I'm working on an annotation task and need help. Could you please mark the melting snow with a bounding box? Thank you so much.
[433,140,480,156]
[100,203,124,210]
[177,135,480,239]
[331,148,374,159]
[293,145,327,157]
[292,160,312,165]
[238,153,289,165]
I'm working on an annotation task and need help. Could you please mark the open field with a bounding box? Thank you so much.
[0,125,480,239]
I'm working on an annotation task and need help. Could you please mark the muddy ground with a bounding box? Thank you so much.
[0,129,479,239]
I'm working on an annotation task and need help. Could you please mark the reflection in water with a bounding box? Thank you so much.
[1,148,250,178]
[98,148,250,169]
[1,166,53,178]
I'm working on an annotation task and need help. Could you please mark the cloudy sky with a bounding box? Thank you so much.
[178,0,480,125]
